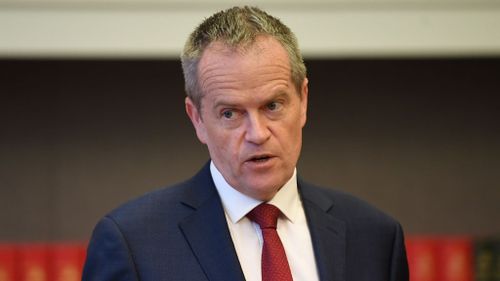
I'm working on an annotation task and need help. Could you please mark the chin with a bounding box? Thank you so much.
[250,191,276,202]
[245,182,282,201]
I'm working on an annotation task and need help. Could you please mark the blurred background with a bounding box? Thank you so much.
[1,0,499,280]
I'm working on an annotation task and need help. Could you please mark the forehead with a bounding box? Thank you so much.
[197,36,292,95]
[200,37,290,74]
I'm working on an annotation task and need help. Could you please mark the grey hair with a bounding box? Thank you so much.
[180,6,307,110]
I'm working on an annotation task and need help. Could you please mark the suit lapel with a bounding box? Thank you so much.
[300,179,347,281]
[178,164,246,281]
[177,164,346,281]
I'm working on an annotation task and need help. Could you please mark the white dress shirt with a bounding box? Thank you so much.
[210,161,320,281]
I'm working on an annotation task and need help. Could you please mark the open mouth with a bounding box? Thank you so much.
[248,155,272,162]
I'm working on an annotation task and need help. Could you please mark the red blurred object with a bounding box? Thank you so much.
[437,237,473,281]
[406,236,439,281]
[17,244,49,281]
[0,244,17,281]
[50,243,87,281]
[406,236,474,281]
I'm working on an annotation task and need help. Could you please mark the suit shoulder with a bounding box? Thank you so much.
[99,163,214,233]
[105,180,191,226]
[301,182,400,226]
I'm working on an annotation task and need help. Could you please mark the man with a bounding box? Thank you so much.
[83,6,408,281]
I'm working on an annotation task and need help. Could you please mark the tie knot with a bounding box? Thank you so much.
[247,203,281,229]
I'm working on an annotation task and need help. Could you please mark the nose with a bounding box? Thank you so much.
[244,112,271,144]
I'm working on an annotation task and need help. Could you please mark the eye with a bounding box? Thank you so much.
[267,101,282,111]
[222,109,235,119]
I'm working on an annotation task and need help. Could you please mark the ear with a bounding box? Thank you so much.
[300,78,309,128]
[185,97,208,144]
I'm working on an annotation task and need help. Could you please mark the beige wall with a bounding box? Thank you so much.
[1,0,500,58]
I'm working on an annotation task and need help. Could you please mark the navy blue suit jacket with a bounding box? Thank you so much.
[82,163,408,281]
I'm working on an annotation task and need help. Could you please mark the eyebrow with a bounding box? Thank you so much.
[270,91,289,101]
[261,91,291,106]
[213,91,290,110]
[212,98,240,110]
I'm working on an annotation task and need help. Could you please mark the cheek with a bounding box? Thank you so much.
[282,119,303,153]
[286,129,301,150]
[207,129,236,157]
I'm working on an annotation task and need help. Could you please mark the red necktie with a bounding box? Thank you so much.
[247,203,293,281]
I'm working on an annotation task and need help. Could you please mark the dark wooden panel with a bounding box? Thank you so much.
[1,58,499,240]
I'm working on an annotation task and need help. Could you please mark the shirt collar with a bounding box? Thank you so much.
[210,161,300,224]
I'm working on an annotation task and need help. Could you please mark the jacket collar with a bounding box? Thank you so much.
[177,163,346,281]
[178,162,246,281]
[299,177,347,281]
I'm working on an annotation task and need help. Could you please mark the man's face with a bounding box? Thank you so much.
[185,36,308,201]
